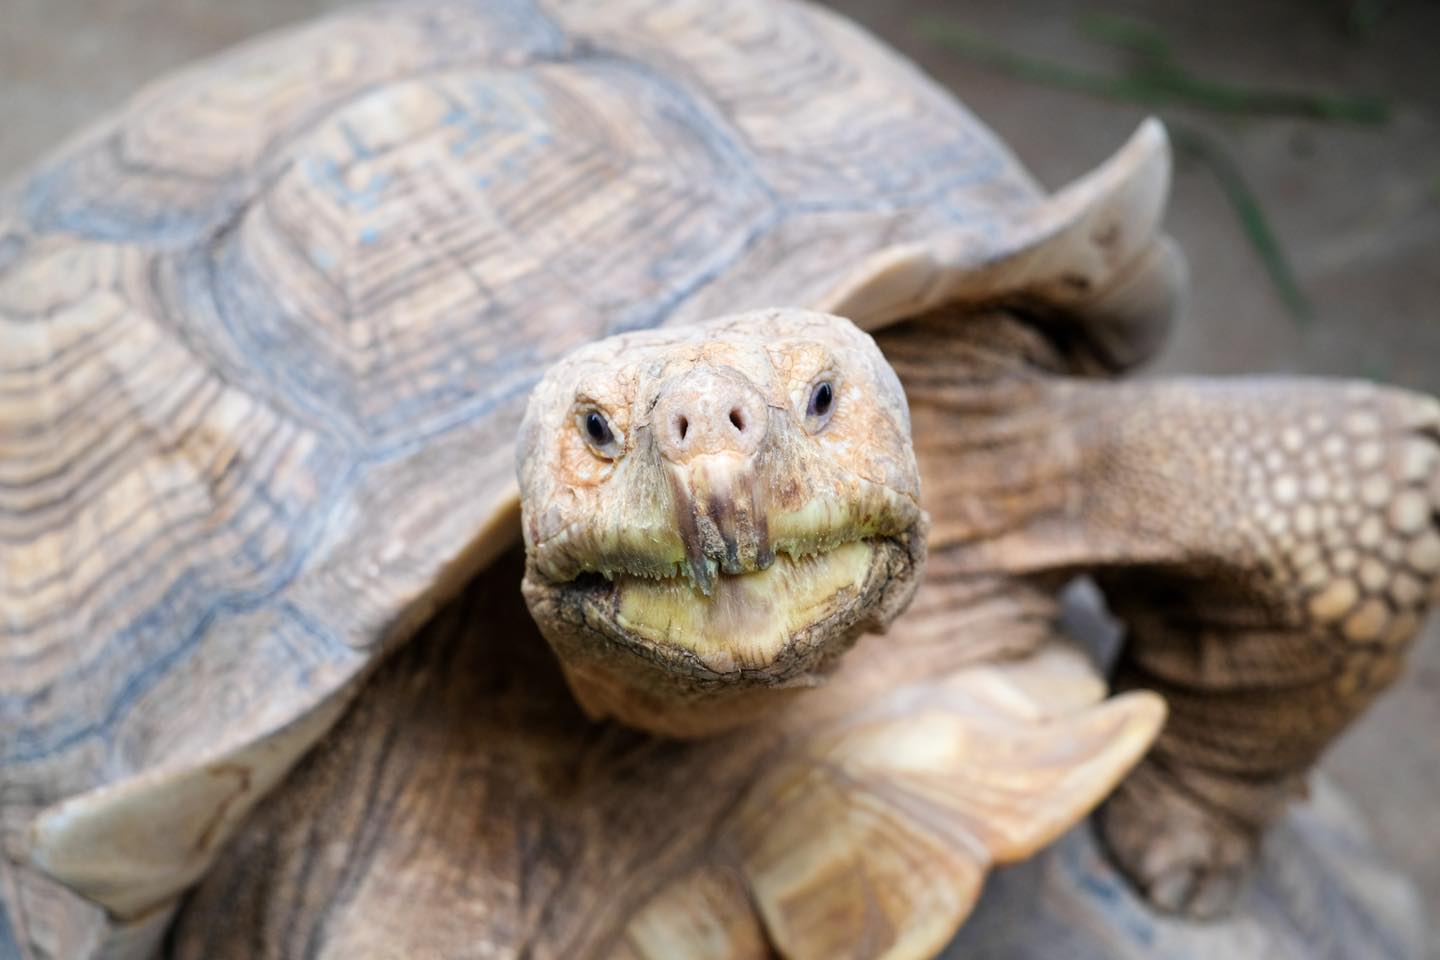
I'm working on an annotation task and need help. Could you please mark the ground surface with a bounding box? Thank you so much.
[3,0,1437,949]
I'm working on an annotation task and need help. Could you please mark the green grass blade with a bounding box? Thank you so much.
[1168,124,1313,324]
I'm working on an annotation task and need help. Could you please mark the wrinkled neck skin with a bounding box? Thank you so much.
[876,307,1098,567]
[878,306,1208,577]
[518,310,925,738]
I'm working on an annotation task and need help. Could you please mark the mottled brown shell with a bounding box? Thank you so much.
[0,0,1178,954]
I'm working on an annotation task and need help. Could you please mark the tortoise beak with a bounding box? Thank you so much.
[651,362,775,594]
[666,454,775,595]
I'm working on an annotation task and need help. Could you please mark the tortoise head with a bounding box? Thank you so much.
[518,309,925,736]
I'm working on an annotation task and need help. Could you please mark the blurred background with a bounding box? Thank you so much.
[4,0,1438,926]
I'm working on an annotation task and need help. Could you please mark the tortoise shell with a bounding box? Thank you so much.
[0,0,1184,954]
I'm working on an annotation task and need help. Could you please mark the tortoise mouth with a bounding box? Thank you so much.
[528,480,925,593]
[528,530,923,683]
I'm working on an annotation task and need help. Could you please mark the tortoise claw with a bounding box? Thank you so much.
[1096,761,1258,920]
[1145,856,1247,920]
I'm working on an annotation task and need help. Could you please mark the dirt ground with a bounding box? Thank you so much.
[4,0,1437,944]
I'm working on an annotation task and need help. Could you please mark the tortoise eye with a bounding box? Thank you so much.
[577,407,622,458]
[585,411,611,444]
[805,379,836,432]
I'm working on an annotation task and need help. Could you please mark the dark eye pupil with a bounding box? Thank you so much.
[811,382,833,415]
[585,411,611,443]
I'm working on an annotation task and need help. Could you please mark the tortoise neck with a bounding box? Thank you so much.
[874,308,1078,561]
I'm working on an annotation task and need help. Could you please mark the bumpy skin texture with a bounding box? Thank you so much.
[516,310,926,736]
[876,309,1440,919]
[1089,383,1440,916]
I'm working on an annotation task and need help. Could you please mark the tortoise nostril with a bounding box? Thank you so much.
[653,367,767,463]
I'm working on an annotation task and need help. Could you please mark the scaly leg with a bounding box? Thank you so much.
[1066,380,1438,915]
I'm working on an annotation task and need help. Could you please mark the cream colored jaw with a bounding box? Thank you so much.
[613,540,877,672]
[532,464,919,592]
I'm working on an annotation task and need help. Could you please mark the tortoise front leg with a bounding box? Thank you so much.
[878,313,1436,918]
[1048,378,1439,916]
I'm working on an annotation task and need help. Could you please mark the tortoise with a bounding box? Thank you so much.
[2,0,1437,957]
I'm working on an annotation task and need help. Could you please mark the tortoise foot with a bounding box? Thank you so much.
[1095,761,1258,919]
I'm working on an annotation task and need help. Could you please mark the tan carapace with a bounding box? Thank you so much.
[1,1,1436,958]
